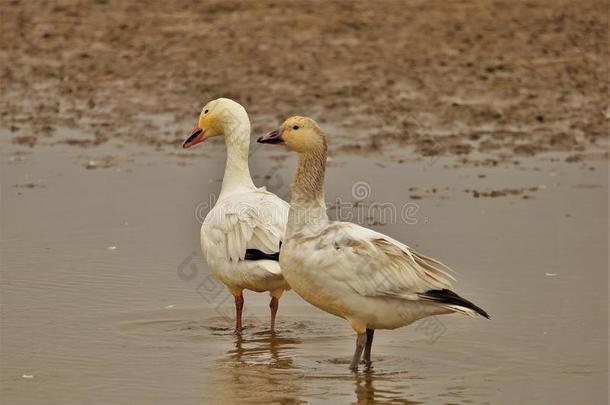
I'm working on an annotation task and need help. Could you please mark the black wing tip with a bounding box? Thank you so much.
[478,308,491,320]
[244,249,280,261]
[421,288,490,319]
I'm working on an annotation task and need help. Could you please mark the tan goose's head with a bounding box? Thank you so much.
[257,116,326,154]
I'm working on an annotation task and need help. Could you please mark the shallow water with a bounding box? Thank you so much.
[1,132,608,404]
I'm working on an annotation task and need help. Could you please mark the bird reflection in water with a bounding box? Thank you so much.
[354,371,420,405]
[207,332,306,403]
[229,332,301,369]
[214,331,421,404]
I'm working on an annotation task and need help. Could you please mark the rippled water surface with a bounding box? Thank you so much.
[1,133,607,404]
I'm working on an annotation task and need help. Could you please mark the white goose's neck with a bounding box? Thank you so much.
[218,124,255,199]
[286,148,329,237]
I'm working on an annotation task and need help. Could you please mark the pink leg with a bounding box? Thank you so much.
[269,296,279,332]
[234,294,244,333]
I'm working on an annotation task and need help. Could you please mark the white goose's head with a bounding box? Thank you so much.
[182,98,249,149]
[257,116,326,154]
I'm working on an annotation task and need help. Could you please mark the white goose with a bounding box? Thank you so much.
[258,116,489,370]
[183,98,290,332]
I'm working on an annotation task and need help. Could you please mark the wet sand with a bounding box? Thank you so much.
[1,130,607,404]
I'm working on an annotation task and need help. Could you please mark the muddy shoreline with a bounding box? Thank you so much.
[1,0,608,159]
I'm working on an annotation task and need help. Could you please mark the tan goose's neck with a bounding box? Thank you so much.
[293,150,326,204]
[287,147,328,236]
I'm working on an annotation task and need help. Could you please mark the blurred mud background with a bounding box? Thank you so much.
[1,0,608,160]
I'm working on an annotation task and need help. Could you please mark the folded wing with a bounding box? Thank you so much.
[306,222,455,300]
[202,188,289,264]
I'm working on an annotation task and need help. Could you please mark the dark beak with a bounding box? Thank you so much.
[257,128,284,144]
[182,126,206,149]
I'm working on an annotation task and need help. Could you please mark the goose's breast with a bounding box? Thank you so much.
[279,248,352,318]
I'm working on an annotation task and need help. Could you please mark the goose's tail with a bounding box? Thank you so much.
[419,289,490,319]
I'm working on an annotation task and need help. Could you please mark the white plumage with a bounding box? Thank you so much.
[201,187,288,293]
[183,98,290,332]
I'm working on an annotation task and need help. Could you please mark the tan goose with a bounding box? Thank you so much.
[258,116,489,370]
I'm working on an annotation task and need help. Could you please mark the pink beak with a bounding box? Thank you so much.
[183,126,206,148]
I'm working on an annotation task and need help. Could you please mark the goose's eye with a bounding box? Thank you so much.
[293,125,299,130]
[204,109,209,114]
